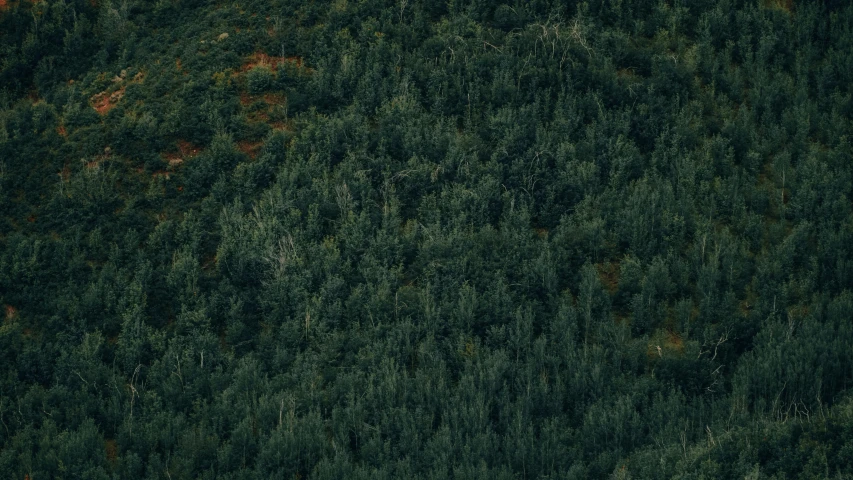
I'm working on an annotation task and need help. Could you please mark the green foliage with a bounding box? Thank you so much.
[1,0,853,477]
[246,66,275,94]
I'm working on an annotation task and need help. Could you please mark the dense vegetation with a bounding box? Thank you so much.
[2,0,853,477]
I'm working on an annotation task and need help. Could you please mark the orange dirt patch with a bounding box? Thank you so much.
[264,93,286,105]
[270,121,292,132]
[57,125,67,137]
[91,87,125,115]
[238,140,263,159]
[178,140,201,157]
[163,140,202,166]
[0,0,8,11]
[247,110,270,123]
[4,305,17,321]
[241,52,303,72]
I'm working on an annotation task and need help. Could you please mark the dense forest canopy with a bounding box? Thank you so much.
[1,0,853,478]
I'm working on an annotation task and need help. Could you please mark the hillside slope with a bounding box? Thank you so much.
[2,0,853,478]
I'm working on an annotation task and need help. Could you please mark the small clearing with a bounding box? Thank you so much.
[238,140,263,159]
[163,140,202,166]
[241,52,303,73]
[91,87,125,115]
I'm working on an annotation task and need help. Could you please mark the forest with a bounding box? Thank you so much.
[1,0,853,478]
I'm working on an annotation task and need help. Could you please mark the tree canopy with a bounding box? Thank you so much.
[2,0,853,478]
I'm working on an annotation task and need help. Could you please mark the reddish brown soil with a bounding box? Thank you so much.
[163,140,202,166]
[91,87,125,115]
[177,140,200,156]
[264,93,286,105]
[4,305,17,321]
[238,140,263,159]
[247,111,270,123]
[241,52,303,72]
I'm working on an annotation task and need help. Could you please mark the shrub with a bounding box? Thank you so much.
[246,66,275,94]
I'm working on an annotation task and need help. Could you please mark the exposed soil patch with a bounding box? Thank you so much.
[163,140,202,166]
[264,93,286,105]
[241,92,286,108]
[57,125,67,137]
[241,52,303,72]
[0,0,9,11]
[91,86,125,115]
[178,140,201,157]
[4,305,17,322]
[247,110,271,123]
[238,140,263,159]
[270,121,292,132]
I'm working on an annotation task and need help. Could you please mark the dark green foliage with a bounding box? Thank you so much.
[2,0,853,478]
